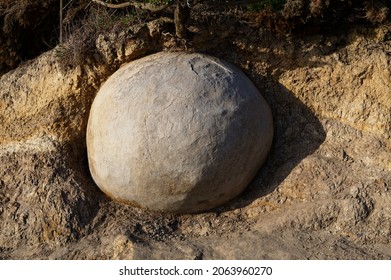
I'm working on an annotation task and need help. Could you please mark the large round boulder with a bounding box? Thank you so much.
[86,52,273,213]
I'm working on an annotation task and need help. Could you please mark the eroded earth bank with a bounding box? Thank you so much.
[1,2,391,259]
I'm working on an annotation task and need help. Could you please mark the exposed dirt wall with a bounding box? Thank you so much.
[0,5,390,259]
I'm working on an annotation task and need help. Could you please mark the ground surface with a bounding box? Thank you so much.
[0,5,390,259]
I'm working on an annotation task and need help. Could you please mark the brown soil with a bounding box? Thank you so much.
[0,2,390,259]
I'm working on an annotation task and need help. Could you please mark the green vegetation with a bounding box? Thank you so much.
[0,0,389,74]
[53,0,390,68]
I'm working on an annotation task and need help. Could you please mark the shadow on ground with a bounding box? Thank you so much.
[216,81,326,211]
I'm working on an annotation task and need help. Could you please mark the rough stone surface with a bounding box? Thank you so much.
[87,52,274,213]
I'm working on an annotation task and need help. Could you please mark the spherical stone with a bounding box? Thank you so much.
[86,52,273,213]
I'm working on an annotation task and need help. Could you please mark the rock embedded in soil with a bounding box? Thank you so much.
[86,52,273,213]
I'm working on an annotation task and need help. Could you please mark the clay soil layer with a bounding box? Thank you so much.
[0,2,390,259]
